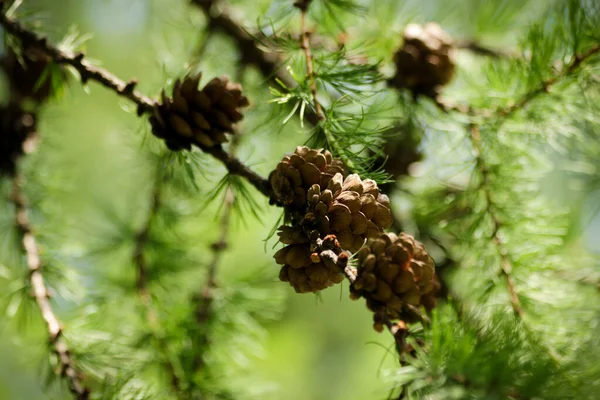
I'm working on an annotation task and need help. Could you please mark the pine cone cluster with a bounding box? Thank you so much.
[389,22,455,97]
[149,73,249,151]
[271,147,393,293]
[350,232,438,330]
[0,103,37,176]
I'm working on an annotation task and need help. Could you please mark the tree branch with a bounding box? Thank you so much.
[11,174,91,400]
[469,124,523,318]
[193,186,235,372]
[130,169,185,395]
[132,176,162,301]
[496,44,600,119]
[0,11,154,115]
[190,1,290,87]
[0,12,274,199]
[455,40,515,58]
[297,1,325,122]
[190,0,322,127]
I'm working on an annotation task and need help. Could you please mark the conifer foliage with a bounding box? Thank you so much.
[0,0,599,399]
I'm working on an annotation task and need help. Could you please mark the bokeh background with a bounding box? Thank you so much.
[1,0,598,399]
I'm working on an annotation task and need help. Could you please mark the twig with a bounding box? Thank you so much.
[190,1,289,87]
[469,124,523,318]
[131,170,183,395]
[203,145,272,198]
[297,1,325,121]
[432,44,600,118]
[193,187,235,370]
[132,176,162,302]
[455,40,515,58]
[496,44,600,120]
[0,12,274,199]
[0,11,154,115]
[190,0,322,127]
[11,174,91,400]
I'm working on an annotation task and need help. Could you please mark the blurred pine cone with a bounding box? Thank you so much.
[389,22,455,97]
[0,103,37,176]
[269,146,345,211]
[1,47,65,103]
[149,73,249,151]
[350,232,438,327]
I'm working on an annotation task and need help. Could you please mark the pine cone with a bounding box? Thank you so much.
[1,47,66,103]
[0,103,37,176]
[273,169,393,293]
[389,23,455,97]
[269,146,345,210]
[304,173,392,252]
[350,232,438,326]
[275,241,346,293]
[149,73,249,151]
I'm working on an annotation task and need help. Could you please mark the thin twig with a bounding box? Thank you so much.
[190,1,289,87]
[203,144,273,198]
[0,12,274,199]
[11,174,91,400]
[133,176,162,302]
[193,187,235,370]
[496,44,600,119]
[0,11,154,115]
[432,44,600,118]
[455,40,515,58]
[298,1,325,121]
[469,124,523,318]
[131,170,183,395]
[190,0,322,127]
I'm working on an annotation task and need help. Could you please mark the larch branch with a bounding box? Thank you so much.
[455,40,515,58]
[0,12,273,199]
[298,2,325,121]
[469,124,523,318]
[496,44,600,120]
[131,172,183,395]
[0,11,154,115]
[193,186,235,371]
[11,175,91,400]
[189,0,321,127]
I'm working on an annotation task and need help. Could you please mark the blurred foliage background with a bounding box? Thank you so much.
[0,0,599,399]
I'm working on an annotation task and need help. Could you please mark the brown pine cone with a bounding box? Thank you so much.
[304,173,392,252]
[350,232,438,326]
[149,73,249,151]
[275,241,345,293]
[269,146,345,211]
[273,170,393,293]
[389,23,455,97]
[0,103,37,176]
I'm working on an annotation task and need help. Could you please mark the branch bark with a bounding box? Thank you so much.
[11,175,91,400]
